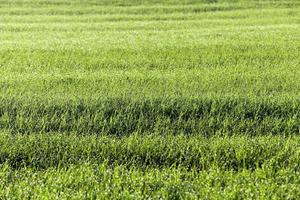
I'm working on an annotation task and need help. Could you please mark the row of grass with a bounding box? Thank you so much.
[1,163,299,199]
[1,42,299,72]
[0,132,299,170]
[2,8,298,24]
[2,0,299,7]
[2,65,300,98]
[1,97,300,135]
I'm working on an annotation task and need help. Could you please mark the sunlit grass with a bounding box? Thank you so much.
[0,0,300,198]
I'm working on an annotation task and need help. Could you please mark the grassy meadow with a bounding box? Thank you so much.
[0,0,300,198]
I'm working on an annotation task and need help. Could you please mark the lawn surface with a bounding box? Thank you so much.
[0,0,300,199]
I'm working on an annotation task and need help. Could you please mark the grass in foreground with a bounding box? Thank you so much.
[1,163,300,199]
[0,132,300,199]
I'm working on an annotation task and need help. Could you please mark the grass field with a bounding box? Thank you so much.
[1,0,300,199]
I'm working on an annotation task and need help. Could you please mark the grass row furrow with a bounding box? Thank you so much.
[1,97,300,135]
[0,133,299,170]
[0,163,300,199]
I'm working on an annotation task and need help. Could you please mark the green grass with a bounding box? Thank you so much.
[0,132,299,170]
[1,132,300,199]
[2,97,300,135]
[1,0,300,198]
[1,163,300,199]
